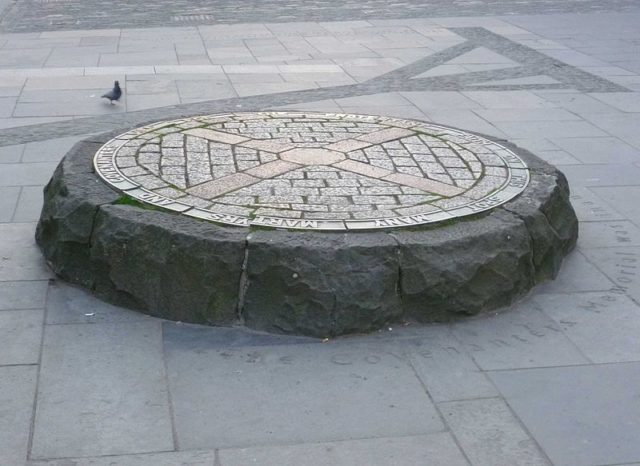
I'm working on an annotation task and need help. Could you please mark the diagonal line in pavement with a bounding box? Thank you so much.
[0,27,630,147]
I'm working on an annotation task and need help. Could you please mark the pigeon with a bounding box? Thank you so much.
[101,81,122,104]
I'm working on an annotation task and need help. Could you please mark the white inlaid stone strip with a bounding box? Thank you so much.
[186,173,259,199]
[383,173,465,197]
[332,159,394,179]
[282,148,346,166]
[239,139,295,153]
[324,139,373,152]
[246,160,300,178]
[356,128,415,145]
[183,128,248,145]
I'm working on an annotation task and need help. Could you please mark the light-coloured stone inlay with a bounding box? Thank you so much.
[280,148,346,166]
[94,112,530,230]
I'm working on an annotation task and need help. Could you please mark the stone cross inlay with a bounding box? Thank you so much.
[94,112,529,230]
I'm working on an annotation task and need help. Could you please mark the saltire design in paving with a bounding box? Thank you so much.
[94,111,529,230]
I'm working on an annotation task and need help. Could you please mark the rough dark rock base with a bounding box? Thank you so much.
[36,129,578,338]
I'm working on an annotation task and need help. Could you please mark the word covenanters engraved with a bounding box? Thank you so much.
[94,112,529,230]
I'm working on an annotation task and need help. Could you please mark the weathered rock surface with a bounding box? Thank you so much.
[242,230,401,336]
[391,209,535,322]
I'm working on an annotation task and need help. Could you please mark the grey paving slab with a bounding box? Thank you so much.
[13,101,125,118]
[549,136,640,164]
[560,163,640,187]
[535,291,640,363]
[176,79,237,101]
[440,398,549,466]
[422,109,506,137]
[590,91,640,112]
[401,91,483,110]
[44,48,102,67]
[577,220,640,248]
[0,162,57,186]
[22,135,86,163]
[162,321,316,350]
[0,96,16,117]
[591,186,640,225]
[580,113,640,149]
[452,298,589,370]
[570,187,626,222]
[581,247,640,303]
[165,337,444,450]
[0,48,50,67]
[534,149,582,166]
[0,309,43,365]
[0,365,37,466]
[472,108,580,122]
[126,77,178,95]
[13,186,44,222]
[232,81,318,97]
[0,280,48,310]
[490,120,610,139]
[46,281,151,324]
[24,75,125,91]
[27,450,216,466]
[489,362,640,466]
[403,327,498,402]
[0,144,24,163]
[126,93,181,111]
[532,91,624,114]
[99,50,179,66]
[534,250,616,294]
[463,90,554,109]
[0,223,52,281]
[219,433,468,466]
[31,321,173,459]
[0,185,19,222]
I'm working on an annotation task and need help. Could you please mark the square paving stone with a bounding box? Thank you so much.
[535,291,640,363]
[0,144,24,163]
[452,298,589,370]
[26,450,216,465]
[0,186,20,221]
[22,135,86,163]
[0,223,52,281]
[12,186,44,222]
[164,338,444,450]
[403,326,498,402]
[0,280,48,310]
[570,187,626,222]
[577,220,640,248]
[591,186,640,225]
[489,362,640,466]
[0,366,37,466]
[46,281,151,324]
[0,162,57,187]
[0,310,43,365]
[534,250,616,294]
[550,137,640,164]
[219,433,468,466]
[581,246,640,304]
[440,398,549,466]
[561,163,640,188]
[31,321,173,459]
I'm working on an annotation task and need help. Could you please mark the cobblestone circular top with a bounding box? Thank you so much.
[94,112,530,230]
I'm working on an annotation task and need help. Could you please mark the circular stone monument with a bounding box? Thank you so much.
[36,112,578,337]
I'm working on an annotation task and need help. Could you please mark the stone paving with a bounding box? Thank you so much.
[1,3,640,465]
[96,112,527,229]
